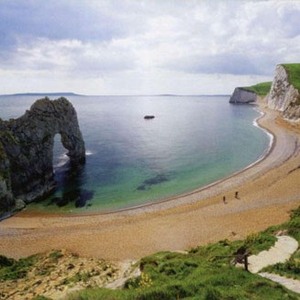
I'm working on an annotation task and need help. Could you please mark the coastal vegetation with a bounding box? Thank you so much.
[282,64,300,92]
[242,82,272,96]
[67,207,300,300]
[64,206,300,299]
[1,206,299,299]
[241,64,300,97]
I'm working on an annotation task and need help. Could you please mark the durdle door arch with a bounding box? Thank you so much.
[0,97,85,213]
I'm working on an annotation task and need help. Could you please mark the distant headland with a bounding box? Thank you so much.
[229,63,300,121]
[0,92,83,97]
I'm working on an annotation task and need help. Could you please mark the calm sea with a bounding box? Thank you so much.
[0,95,270,213]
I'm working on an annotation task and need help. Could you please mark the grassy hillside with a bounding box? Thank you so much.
[67,207,300,300]
[238,63,300,97]
[282,63,300,92]
[242,82,272,96]
[1,207,299,300]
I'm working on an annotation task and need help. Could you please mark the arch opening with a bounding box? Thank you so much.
[50,134,93,208]
[53,133,69,170]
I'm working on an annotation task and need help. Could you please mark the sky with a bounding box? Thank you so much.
[0,0,299,95]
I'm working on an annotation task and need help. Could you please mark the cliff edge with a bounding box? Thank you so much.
[229,63,300,121]
[0,97,85,216]
[267,64,300,120]
[229,82,272,104]
[229,87,257,104]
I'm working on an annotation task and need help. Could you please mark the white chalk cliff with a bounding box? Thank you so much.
[267,64,300,120]
[229,88,257,104]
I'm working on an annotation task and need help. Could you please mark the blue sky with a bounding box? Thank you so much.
[0,0,299,95]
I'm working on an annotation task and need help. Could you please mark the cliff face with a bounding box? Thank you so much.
[229,88,257,104]
[0,97,85,213]
[267,64,300,120]
[0,129,14,213]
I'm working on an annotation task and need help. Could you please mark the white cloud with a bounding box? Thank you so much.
[0,0,299,94]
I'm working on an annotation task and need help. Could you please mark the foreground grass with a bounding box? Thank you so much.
[67,207,300,300]
[1,207,299,299]
[0,254,38,281]
[283,63,300,92]
[242,82,272,96]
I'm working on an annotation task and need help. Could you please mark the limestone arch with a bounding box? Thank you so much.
[0,97,85,203]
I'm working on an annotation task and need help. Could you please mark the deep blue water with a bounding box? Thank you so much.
[0,95,270,213]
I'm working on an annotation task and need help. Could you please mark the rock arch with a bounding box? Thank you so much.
[0,97,85,210]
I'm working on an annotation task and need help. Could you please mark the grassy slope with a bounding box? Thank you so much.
[282,63,300,92]
[67,207,300,300]
[1,207,299,300]
[1,209,299,300]
[238,64,300,98]
[241,82,272,96]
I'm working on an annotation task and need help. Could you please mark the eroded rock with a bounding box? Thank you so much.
[229,88,257,104]
[267,65,300,120]
[0,97,85,213]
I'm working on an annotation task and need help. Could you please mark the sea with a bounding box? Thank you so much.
[0,95,271,213]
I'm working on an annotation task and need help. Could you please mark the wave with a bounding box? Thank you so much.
[54,153,69,169]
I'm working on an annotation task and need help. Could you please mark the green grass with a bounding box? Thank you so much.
[2,207,299,299]
[242,82,272,96]
[0,254,38,280]
[67,254,298,300]
[282,63,300,92]
[67,210,300,300]
[240,64,300,98]
[48,249,64,262]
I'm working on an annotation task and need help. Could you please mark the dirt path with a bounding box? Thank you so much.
[248,235,298,273]
[259,273,300,294]
[247,235,300,295]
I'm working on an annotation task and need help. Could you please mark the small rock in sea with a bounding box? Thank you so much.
[144,115,155,120]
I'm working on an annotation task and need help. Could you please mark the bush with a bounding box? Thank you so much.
[0,255,14,267]
[0,254,37,280]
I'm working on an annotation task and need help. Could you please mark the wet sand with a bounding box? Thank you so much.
[0,103,299,261]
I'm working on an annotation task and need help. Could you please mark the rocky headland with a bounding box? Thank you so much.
[0,97,85,217]
[267,64,300,120]
[230,63,300,121]
[229,87,257,104]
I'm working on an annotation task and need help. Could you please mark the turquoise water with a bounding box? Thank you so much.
[0,95,270,213]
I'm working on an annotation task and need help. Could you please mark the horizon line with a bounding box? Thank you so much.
[0,92,231,97]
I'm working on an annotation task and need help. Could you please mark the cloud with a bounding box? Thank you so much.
[165,54,262,75]
[154,1,300,76]
[6,38,137,76]
[0,1,124,44]
[0,0,299,94]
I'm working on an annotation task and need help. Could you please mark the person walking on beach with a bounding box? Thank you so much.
[223,196,226,204]
[235,191,239,199]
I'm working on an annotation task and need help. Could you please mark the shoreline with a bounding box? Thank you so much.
[0,103,299,261]
[18,104,275,218]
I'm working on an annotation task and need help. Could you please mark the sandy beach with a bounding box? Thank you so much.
[0,102,299,261]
